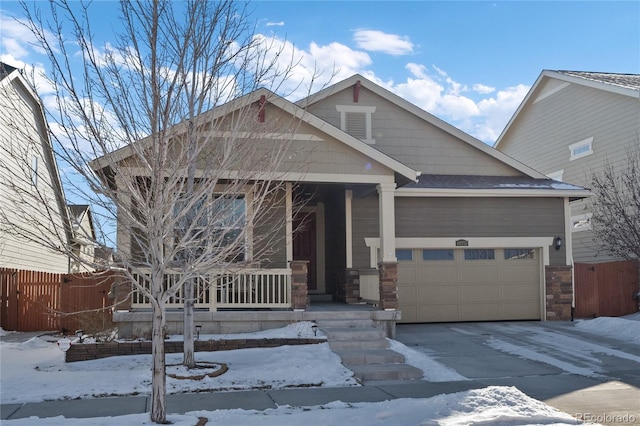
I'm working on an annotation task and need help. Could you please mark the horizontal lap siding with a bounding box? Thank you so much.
[352,196,567,269]
[307,86,520,176]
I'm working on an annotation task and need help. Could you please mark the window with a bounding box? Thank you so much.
[336,105,376,144]
[571,213,592,232]
[423,249,454,261]
[174,194,246,262]
[396,249,413,261]
[504,248,535,260]
[464,249,495,260]
[31,156,38,188]
[569,137,593,161]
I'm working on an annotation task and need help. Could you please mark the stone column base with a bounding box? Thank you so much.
[378,261,398,310]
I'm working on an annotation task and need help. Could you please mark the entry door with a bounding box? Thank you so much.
[293,212,317,291]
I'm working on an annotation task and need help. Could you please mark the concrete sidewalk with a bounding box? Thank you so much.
[1,380,483,420]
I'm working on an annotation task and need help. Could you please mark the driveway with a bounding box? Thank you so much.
[395,321,640,426]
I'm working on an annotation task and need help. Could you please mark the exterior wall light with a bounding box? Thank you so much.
[554,236,563,251]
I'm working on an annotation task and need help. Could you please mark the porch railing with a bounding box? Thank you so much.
[130,268,292,311]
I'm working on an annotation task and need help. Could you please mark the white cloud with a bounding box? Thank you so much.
[474,84,530,142]
[266,21,284,27]
[473,83,495,94]
[353,29,414,56]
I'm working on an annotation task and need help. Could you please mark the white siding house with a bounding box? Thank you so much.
[0,62,71,273]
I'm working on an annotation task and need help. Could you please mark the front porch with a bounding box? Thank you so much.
[114,301,400,340]
[112,261,401,339]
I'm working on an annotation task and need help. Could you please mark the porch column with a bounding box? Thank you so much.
[345,189,353,268]
[290,260,309,310]
[377,182,398,310]
[286,182,293,263]
[115,174,132,258]
[377,183,396,262]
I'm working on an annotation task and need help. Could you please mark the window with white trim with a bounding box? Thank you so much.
[571,213,592,232]
[174,194,247,262]
[336,105,376,144]
[569,137,593,161]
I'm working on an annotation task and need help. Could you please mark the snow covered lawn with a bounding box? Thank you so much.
[3,315,637,425]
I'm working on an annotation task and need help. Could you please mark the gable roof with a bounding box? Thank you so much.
[0,62,74,248]
[494,69,640,149]
[69,204,96,241]
[297,74,547,179]
[91,86,419,182]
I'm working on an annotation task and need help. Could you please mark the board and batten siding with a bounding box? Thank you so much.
[498,78,640,262]
[0,76,69,273]
[306,85,520,176]
[351,195,567,269]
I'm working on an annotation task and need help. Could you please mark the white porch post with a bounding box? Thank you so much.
[377,182,397,262]
[115,174,132,258]
[345,189,353,268]
[286,182,293,263]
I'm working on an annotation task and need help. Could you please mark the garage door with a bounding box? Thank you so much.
[397,248,541,323]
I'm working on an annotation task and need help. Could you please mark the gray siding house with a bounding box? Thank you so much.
[96,74,589,336]
[494,70,640,263]
[0,62,71,273]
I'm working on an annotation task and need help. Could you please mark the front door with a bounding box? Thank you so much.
[293,212,317,291]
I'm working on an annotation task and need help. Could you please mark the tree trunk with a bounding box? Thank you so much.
[182,278,195,368]
[150,301,167,423]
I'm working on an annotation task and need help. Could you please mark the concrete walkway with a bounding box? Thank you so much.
[0,380,484,420]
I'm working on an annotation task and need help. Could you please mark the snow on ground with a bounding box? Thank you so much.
[574,312,640,345]
[2,387,582,426]
[3,314,636,425]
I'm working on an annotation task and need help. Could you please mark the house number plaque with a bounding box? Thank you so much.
[455,239,469,247]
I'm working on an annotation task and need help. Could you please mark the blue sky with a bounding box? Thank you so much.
[1,1,638,144]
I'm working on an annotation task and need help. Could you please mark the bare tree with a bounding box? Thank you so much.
[590,143,640,260]
[3,1,319,423]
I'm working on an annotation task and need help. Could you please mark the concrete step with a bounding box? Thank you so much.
[316,319,375,328]
[322,327,386,341]
[309,294,333,303]
[328,338,389,351]
[349,363,424,382]
[336,349,405,365]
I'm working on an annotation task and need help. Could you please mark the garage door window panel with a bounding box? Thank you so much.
[423,249,454,261]
[396,249,414,261]
[464,249,495,260]
[504,248,535,260]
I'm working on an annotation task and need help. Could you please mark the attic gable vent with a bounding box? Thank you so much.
[336,105,376,144]
[345,112,366,139]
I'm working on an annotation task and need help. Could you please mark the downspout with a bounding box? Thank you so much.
[564,197,575,321]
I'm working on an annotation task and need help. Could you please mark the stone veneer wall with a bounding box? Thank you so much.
[336,269,360,303]
[290,260,309,310]
[378,262,398,310]
[545,265,573,320]
[65,338,325,362]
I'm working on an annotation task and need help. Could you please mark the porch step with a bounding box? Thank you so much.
[328,338,390,351]
[334,348,405,365]
[323,327,386,342]
[318,320,422,384]
[348,363,424,382]
[316,319,375,328]
[309,294,334,303]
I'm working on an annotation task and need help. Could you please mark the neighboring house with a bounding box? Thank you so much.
[92,74,588,336]
[0,62,72,273]
[494,70,640,263]
[68,204,96,272]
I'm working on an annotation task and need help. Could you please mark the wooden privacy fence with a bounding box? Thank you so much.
[574,260,639,318]
[0,268,115,332]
